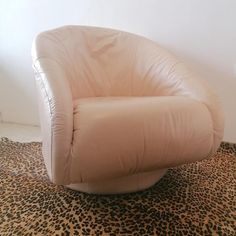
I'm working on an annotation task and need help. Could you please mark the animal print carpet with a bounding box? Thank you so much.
[0,138,235,236]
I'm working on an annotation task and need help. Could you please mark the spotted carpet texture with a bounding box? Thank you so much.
[0,138,236,235]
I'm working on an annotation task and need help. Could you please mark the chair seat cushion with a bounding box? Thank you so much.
[70,96,213,183]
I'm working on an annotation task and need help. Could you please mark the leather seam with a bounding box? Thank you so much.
[199,102,215,158]
[33,65,54,182]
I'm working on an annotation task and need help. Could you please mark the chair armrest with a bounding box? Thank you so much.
[161,61,224,154]
[137,41,224,153]
[33,58,73,184]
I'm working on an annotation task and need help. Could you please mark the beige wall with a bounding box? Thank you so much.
[0,0,236,142]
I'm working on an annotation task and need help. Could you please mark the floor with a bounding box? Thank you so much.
[0,122,41,142]
[1,138,235,235]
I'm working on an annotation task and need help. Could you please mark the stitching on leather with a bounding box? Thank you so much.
[71,99,83,183]
[33,64,54,182]
[198,102,215,158]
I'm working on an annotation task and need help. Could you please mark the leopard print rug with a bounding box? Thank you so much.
[0,138,235,235]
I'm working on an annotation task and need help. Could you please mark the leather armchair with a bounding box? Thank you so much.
[32,26,224,194]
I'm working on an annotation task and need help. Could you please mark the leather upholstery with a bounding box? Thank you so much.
[32,26,224,194]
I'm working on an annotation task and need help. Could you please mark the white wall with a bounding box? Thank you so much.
[0,0,236,142]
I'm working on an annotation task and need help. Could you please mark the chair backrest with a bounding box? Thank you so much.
[32,25,179,99]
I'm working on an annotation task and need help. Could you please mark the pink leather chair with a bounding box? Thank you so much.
[32,26,224,194]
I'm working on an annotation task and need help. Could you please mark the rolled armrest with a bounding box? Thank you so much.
[137,41,224,154]
[33,58,73,184]
[160,60,224,154]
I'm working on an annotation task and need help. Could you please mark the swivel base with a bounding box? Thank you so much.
[67,169,167,194]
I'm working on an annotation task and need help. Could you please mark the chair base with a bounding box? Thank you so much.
[66,169,167,194]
